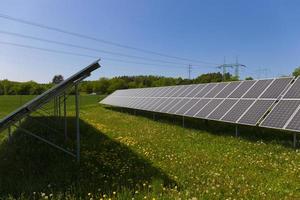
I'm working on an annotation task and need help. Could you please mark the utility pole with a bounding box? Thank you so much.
[233,56,246,79]
[217,57,232,81]
[217,56,246,80]
[188,64,192,79]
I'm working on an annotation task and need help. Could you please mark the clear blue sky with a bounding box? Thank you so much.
[0,0,300,83]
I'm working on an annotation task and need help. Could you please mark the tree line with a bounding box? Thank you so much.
[1,72,250,95]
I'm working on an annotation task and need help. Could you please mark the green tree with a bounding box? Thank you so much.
[245,76,254,80]
[292,67,300,77]
[107,79,127,94]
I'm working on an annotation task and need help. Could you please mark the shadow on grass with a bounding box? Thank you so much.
[107,106,298,149]
[0,116,176,198]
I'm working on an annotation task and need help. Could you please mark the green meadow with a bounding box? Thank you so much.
[0,95,299,199]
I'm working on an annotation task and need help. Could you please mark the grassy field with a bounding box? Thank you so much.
[0,95,299,199]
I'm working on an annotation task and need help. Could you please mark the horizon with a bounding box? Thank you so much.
[1,0,300,82]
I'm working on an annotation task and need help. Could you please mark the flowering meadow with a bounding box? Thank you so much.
[0,95,299,199]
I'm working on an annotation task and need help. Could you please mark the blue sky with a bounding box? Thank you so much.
[0,0,300,82]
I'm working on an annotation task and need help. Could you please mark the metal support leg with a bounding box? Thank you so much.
[182,116,185,128]
[64,93,67,141]
[153,113,155,120]
[75,85,80,163]
[58,96,61,118]
[235,126,239,137]
[293,133,297,148]
[8,126,11,143]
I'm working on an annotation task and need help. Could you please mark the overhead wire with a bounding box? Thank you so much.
[0,30,194,67]
[0,13,221,66]
[0,41,196,70]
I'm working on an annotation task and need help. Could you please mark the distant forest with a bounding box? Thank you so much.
[0,72,252,95]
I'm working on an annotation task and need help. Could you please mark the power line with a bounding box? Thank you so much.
[0,41,190,69]
[0,30,195,67]
[0,13,220,65]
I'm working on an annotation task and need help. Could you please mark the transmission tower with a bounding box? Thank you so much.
[217,57,246,80]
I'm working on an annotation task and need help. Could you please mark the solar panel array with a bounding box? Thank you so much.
[0,60,101,133]
[100,77,300,133]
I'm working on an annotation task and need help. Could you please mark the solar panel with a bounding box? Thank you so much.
[228,80,256,98]
[186,84,206,97]
[260,77,292,99]
[238,100,274,125]
[215,81,241,98]
[195,99,223,118]
[0,60,100,133]
[221,100,255,122]
[156,87,170,97]
[207,99,238,120]
[146,98,165,110]
[175,99,200,115]
[171,86,189,97]
[101,77,300,137]
[260,100,300,129]
[161,86,177,97]
[153,99,171,112]
[179,85,197,97]
[243,79,273,98]
[285,109,300,131]
[134,98,148,109]
[167,99,190,114]
[283,77,300,98]
[138,98,154,110]
[160,99,180,113]
[204,83,228,98]
[194,83,217,97]
[143,98,160,110]
[184,99,210,117]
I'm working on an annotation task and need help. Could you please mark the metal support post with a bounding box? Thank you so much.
[8,126,12,143]
[153,113,155,120]
[182,116,185,128]
[58,96,61,118]
[293,133,297,148]
[64,93,67,141]
[235,125,239,137]
[75,84,80,163]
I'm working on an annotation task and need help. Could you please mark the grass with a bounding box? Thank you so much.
[0,95,299,199]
